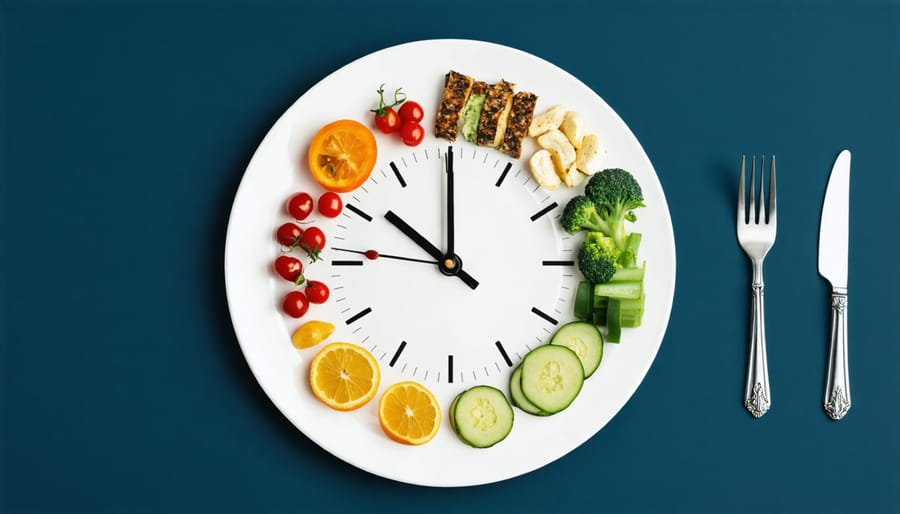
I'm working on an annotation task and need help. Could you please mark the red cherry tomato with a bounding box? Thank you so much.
[276,222,303,247]
[399,121,424,147]
[398,101,424,123]
[374,108,402,134]
[286,192,314,221]
[317,192,343,218]
[371,84,406,134]
[300,227,326,262]
[274,255,304,284]
[305,280,330,304]
[282,290,310,318]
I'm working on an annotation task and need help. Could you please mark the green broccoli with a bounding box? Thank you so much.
[560,195,606,234]
[584,168,645,249]
[577,232,619,284]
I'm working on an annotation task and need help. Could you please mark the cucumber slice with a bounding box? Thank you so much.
[449,395,459,432]
[549,321,604,378]
[509,365,549,416]
[520,345,585,414]
[452,386,514,448]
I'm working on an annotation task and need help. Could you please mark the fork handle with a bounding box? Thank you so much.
[744,283,771,417]
[824,290,850,420]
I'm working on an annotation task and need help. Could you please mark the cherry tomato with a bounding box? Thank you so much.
[282,290,310,318]
[370,84,406,134]
[398,101,424,123]
[399,121,424,147]
[274,255,304,284]
[276,222,303,248]
[374,108,402,134]
[286,192,314,221]
[300,227,326,262]
[305,280,330,304]
[317,192,343,218]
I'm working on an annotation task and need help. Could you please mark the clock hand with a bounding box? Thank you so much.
[383,210,479,290]
[332,247,438,265]
[446,146,455,258]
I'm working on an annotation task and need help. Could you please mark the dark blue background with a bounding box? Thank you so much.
[2,0,898,512]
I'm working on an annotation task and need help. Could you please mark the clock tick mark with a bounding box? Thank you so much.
[495,341,514,367]
[345,307,372,325]
[494,362,501,373]
[542,260,574,266]
[389,341,407,367]
[495,162,512,187]
[401,157,408,167]
[389,161,407,188]
[401,363,408,372]
[345,203,373,222]
[530,202,559,222]
[368,176,379,185]
[531,307,559,325]
[380,168,387,178]
[352,327,362,334]
[447,355,454,383]
[360,185,369,194]
[340,308,351,314]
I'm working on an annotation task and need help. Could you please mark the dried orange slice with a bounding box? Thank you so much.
[291,320,335,349]
[307,119,377,192]
[309,342,380,411]
[378,381,441,445]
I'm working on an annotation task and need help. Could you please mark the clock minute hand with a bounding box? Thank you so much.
[384,210,479,290]
[446,146,455,257]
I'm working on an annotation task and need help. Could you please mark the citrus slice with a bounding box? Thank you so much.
[307,119,377,192]
[291,320,335,349]
[309,342,380,411]
[378,381,442,445]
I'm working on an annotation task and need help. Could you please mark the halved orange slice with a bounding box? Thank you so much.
[307,119,377,192]
[309,342,380,411]
[378,381,441,445]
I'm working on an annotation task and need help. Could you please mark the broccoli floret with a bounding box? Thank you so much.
[561,195,608,234]
[584,168,645,248]
[577,232,619,283]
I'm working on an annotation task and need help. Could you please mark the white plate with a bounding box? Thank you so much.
[224,39,675,487]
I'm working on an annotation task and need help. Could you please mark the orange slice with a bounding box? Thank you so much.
[291,320,335,349]
[378,381,441,445]
[309,342,380,411]
[307,119,377,192]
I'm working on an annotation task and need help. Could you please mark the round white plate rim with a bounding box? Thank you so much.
[224,38,676,487]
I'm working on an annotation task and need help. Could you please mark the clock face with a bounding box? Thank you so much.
[326,143,576,389]
[224,39,675,487]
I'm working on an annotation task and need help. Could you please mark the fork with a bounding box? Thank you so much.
[736,155,777,418]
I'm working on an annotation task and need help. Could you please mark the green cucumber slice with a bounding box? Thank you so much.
[452,386,514,448]
[509,365,549,416]
[573,281,593,321]
[520,345,585,414]
[549,321,604,378]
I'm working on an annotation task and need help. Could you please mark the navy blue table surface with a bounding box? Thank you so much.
[2,0,898,512]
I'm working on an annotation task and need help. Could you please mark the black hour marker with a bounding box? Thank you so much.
[389,341,407,367]
[495,162,512,187]
[331,260,363,266]
[345,307,372,325]
[389,161,407,188]
[542,260,574,266]
[495,341,513,367]
[448,355,454,383]
[345,203,372,222]
[530,202,559,222]
[531,307,558,325]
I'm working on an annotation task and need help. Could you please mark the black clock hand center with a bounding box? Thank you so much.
[384,210,478,290]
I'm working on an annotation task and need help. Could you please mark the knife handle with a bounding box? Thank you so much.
[744,283,771,418]
[824,290,850,420]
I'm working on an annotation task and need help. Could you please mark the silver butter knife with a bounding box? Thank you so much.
[818,149,851,420]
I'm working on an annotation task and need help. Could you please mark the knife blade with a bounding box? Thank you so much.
[818,149,851,420]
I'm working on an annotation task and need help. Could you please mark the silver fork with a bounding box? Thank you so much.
[736,155,777,418]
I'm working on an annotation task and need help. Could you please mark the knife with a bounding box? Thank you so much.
[818,149,851,420]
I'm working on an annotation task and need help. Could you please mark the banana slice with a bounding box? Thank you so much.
[560,111,586,149]
[536,129,576,175]
[576,133,606,175]
[528,105,567,137]
[529,149,561,190]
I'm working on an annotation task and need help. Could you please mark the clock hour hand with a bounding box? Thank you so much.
[384,210,479,290]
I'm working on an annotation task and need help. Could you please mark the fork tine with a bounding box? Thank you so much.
[759,156,767,224]
[738,155,746,223]
[768,155,777,224]
[750,156,757,223]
